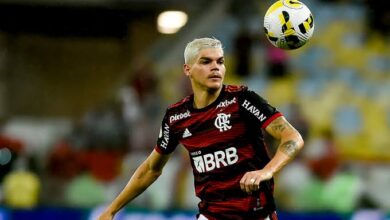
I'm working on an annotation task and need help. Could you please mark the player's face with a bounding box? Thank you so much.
[184,48,225,92]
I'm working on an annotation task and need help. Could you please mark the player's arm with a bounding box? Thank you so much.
[241,116,304,193]
[263,116,304,174]
[98,149,171,220]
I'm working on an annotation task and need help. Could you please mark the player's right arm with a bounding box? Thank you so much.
[98,149,171,220]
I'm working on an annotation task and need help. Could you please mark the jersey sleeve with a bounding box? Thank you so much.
[239,89,282,128]
[154,110,179,154]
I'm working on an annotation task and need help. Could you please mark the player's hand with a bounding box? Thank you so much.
[239,169,273,194]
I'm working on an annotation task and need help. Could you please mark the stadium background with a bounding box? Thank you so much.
[0,0,388,219]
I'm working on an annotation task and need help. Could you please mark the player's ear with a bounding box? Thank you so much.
[183,64,191,77]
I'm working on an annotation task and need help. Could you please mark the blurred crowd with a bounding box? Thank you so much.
[0,0,389,218]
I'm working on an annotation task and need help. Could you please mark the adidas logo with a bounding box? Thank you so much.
[182,128,192,138]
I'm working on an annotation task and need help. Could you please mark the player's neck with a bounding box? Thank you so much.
[193,86,222,109]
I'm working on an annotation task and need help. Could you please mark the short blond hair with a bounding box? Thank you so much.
[184,37,223,64]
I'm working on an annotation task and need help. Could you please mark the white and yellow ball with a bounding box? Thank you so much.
[264,0,315,50]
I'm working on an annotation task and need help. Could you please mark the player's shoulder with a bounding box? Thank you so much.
[224,84,248,94]
[226,84,266,102]
[167,95,192,110]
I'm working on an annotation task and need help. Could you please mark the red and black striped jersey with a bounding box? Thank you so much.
[155,85,282,219]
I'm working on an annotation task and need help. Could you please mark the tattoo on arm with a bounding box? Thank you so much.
[280,140,299,157]
[270,118,293,133]
[271,123,286,132]
[268,117,302,157]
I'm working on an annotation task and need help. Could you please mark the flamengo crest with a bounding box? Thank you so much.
[214,113,232,132]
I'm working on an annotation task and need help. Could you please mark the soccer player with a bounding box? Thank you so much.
[98,37,304,220]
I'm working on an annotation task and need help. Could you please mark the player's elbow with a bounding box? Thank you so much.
[296,132,304,152]
[281,130,304,157]
[290,130,304,155]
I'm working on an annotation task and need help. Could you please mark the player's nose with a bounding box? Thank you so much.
[210,61,220,71]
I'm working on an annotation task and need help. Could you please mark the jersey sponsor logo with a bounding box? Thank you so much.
[170,110,191,123]
[182,128,192,138]
[242,100,267,122]
[216,97,237,109]
[160,123,170,149]
[214,113,232,132]
[192,147,239,173]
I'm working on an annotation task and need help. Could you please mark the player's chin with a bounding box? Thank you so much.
[206,80,223,90]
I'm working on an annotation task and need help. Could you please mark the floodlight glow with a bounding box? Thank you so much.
[157,11,188,34]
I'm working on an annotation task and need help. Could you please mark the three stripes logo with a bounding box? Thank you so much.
[182,128,192,138]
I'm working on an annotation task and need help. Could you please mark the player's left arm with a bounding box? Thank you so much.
[264,115,304,171]
[240,116,304,193]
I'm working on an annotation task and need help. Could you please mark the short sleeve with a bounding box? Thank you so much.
[154,110,179,154]
[239,89,282,128]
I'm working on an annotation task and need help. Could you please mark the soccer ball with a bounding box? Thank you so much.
[264,0,314,50]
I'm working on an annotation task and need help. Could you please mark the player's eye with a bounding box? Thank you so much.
[200,59,211,64]
[217,59,225,64]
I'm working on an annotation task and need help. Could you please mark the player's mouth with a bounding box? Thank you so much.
[208,74,222,79]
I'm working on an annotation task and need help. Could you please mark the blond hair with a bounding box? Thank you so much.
[184,37,223,64]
